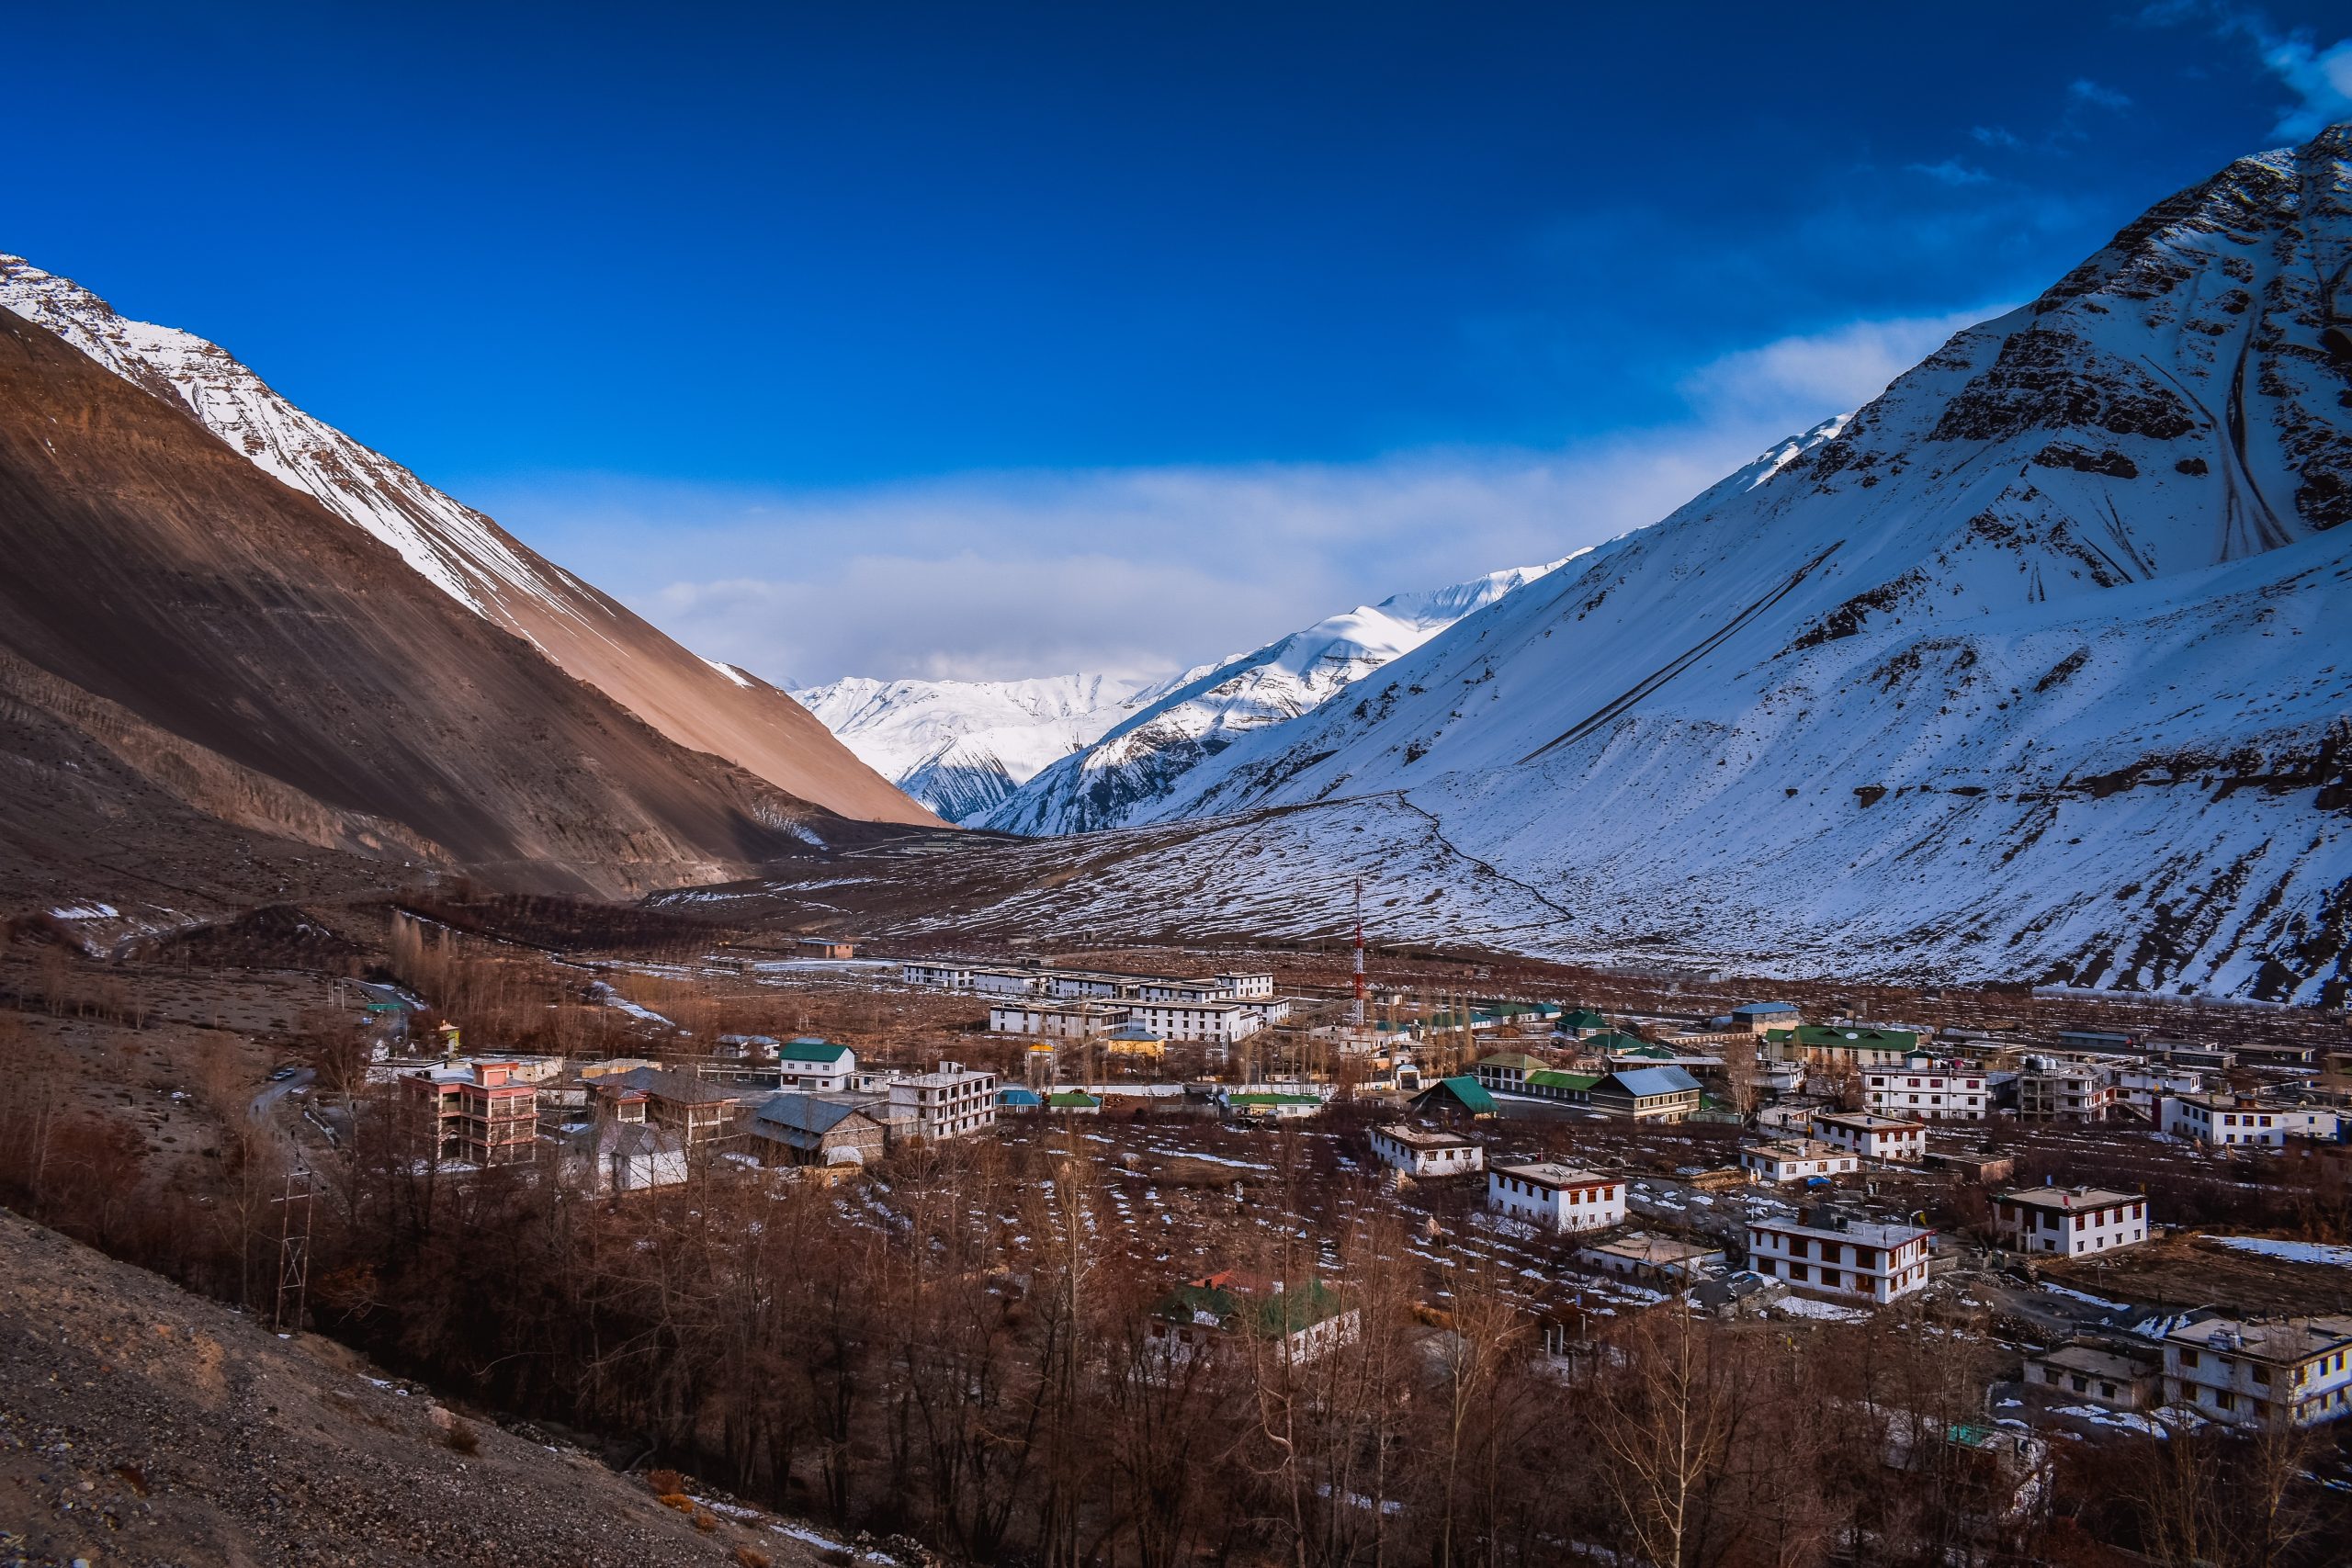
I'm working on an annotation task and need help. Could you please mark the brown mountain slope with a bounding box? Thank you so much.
[0,304,856,900]
[0,254,944,830]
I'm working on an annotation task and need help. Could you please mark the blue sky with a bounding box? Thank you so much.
[8,2,2351,683]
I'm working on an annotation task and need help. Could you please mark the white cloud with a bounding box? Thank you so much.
[2260,32,2352,137]
[2068,78,2134,110]
[1970,125,2022,148]
[1907,158,1993,186]
[463,305,2009,689]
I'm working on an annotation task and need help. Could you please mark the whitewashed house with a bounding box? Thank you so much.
[775,1038,857,1092]
[1368,1123,1485,1179]
[1747,1212,1933,1304]
[2162,1315,2352,1427]
[1862,1056,1990,1121]
[1811,1111,1928,1163]
[2163,1093,2288,1147]
[989,999,1129,1038]
[1487,1163,1624,1234]
[1125,998,1264,1043]
[1739,1137,1858,1184]
[1992,1186,2151,1257]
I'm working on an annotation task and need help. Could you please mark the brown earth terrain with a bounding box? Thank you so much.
[0,1207,831,1568]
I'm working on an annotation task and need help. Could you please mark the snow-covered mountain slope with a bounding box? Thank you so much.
[980,559,1573,835]
[1069,125,2352,1001]
[0,257,939,830]
[789,672,1151,823]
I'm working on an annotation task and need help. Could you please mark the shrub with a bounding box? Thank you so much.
[731,1549,772,1568]
[658,1493,694,1513]
[442,1419,480,1455]
[647,1467,686,1495]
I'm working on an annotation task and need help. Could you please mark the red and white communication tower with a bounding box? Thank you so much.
[1350,877,1367,1026]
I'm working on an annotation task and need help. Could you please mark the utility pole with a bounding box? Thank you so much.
[273,1166,314,1334]
[1350,878,1367,1028]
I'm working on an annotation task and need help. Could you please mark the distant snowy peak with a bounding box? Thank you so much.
[791,671,1150,823]
[979,557,1574,835]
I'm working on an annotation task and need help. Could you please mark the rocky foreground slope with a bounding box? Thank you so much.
[0,255,937,831]
[0,1207,826,1567]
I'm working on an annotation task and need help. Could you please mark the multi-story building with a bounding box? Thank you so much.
[1739,1137,1859,1184]
[1746,1213,1934,1304]
[1588,1066,1703,1122]
[1487,1163,1624,1233]
[1762,1024,1922,1067]
[593,1066,746,1150]
[1368,1123,1485,1178]
[1474,1052,1547,1095]
[2018,1063,2117,1122]
[2115,1064,2204,1120]
[889,1061,998,1141]
[1992,1186,2151,1257]
[1862,1056,1989,1121]
[405,1059,538,1167]
[775,1038,857,1092]
[1730,1001,1802,1034]
[2161,1316,2352,1427]
[1125,999,1265,1043]
[1811,1110,1928,1163]
[2163,1093,2290,1148]
[988,999,1127,1038]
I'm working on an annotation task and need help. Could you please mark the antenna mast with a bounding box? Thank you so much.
[1351,878,1367,1027]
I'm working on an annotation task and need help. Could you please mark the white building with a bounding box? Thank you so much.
[2017,1063,2117,1122]
[2163,1093,2288,1148]
[988,999,1128,1038]
[1747,1213,1933,1304]
[1811,1111,1927,1163]
[900,959,971,988]
[1992,1186,2151,1257]
[1368,1123,1485,1179]
[1862,1057,1989,1121]
[888,1061,999,1141]
[1217,972,1276,998]
[774,1038,857,1092]
[1487,1163,1624,1234]
[2116,1064,2204,1119]
[1739,1137,1859,1184]
[1125,999,1264,1043]
[2162,1316,2352,1427]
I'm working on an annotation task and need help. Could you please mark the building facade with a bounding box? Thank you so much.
[1746,1213,1933,1304]
[1811,1111,1928,1163]
[1739,1137,1859,1184]
[1368,1123,1485,1178]
[1992,1186,2150,1256]
[888,1062,999,1141]
[2161,1316,2352,1427]
[1487,1163,1624,1233]
[1862,1058,1989,1121]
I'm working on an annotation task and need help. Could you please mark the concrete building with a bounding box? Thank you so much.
[1487,1163,1624,1234]
[775,1038,857,1092]
[593,1066,746,1151]
[1367,1123,1485,1179]
[1739,1137,1859,1184]
[989,999,1127,1039]
[404,1059,537,1167]
[1862,1056,1990,1121]
[1125,999,1265,1043]
[889,1062,998,1141]
[1811,1110,1928,1163]
[1224,1090,1324,1120]
[1474,1052,1547,1095]
[1577,1233,1725,1281]
[2018,1063,2117,1122]
[1764,1024,1921,1067]
[1730,1001,1802,1033]
[2161,1316,2352,1427]
[1992,1186,2151,1257]
[2027,1342,2160,1411]
[2163,1093,2290,1148]
[1747,1212,1933,1304]
[591,1121,688,1193]
[796,937,858,959]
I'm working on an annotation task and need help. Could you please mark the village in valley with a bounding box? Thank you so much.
[6,873,2338,1565]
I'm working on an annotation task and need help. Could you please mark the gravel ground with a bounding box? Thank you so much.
[0,1208,826,1567]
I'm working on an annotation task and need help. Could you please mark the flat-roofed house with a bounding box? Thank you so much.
[1747,1212,1933,1304]
[2026,1342,2160,1410]
[2163,1093,2289,1147]
[1731,1001,1802,1033]
[989,999,1129,1038]
[1577,1233,1726,1281]
[1992,1186,2150,1257]
[2162,1316,2352,1427]
[1487,1163,1624,1233]
[2018,1064,2117,1122]
[1368,1123,1485,1178]
[1811,1110,1928,1163]
[889,1062,998,1141]
[1863,1056,1990,1121]
[404,1059,538,1167]
[1740,1137,1858,1184]
[1125,999,1264,1043]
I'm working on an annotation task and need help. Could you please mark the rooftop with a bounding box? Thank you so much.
[1999,1185,2139,1212]
[597,1066,741,1106]
[1746,1137,1843,1159]
[2164,1315,2352,1363]
[1814,1110,1927,1131]
[1374,1123,1479,1150]
[1583,1233,1723,1264]
[1493,1162,1609,1188]
[1752,1213,1932,1248]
